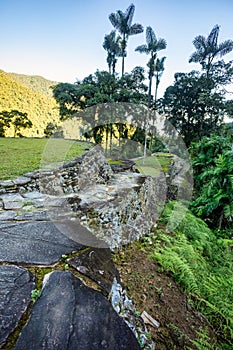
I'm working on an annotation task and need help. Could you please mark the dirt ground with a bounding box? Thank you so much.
[114,243,216,349]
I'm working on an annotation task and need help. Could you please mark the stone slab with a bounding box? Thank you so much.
[0,220,86,265]
[15,271,140,350]
[67,247,120,293]
[0,211,17,221]
[0,180,14,188]
[0,193,24,210]
[13,177,31,186]
[22,191,48,200]
[0,265,35,347]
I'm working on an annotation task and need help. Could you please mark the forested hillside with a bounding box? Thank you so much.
[0,70,61,137]
[9,72,57,98]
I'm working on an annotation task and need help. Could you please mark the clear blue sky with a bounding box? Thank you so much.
[1,0,233,97]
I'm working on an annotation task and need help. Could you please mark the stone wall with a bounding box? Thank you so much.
[0,146,189,249]
[0,146,113,195]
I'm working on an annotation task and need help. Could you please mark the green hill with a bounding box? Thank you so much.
[9,72,57,98]
[0,69,61,137]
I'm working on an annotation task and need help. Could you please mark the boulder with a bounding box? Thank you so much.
[15,271,141,350]
[0,220,86,265]
[67,247,121,293]
[0,265,35,347]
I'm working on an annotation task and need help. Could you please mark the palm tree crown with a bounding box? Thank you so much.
[189,24,233,78]
[103,31,121,75]
[135,26,167,107]
[109,3,143,76]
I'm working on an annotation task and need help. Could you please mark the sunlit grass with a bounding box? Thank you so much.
[135,153,173,176]
[0,138,92,180]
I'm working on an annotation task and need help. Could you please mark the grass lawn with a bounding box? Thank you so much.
[135,153,173,176]
[0,138,92,180]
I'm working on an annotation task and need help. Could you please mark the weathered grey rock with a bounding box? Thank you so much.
[54,219,108,248]
[0,193,24,210]
[74,172,167,249]
[0,180,14,188]
[168,155,193,201]
[13,177,31,186]
[0,265,35,347]
[67,247,120,293]
[110,278,155,350]
[22,191,47,200]
[15,271,141,350]
[14,210,51,221]
[0,220,86,264]
[0,210,17,221]
[77,145,113,190]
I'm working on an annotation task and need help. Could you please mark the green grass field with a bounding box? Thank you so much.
[0,138,173,180]
[135,153,173,176]
[0,138,92,180]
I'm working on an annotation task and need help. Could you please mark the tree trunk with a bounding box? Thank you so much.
[122,55,125,77]
[149,75,159,152]
[154,76,159,110]
[121,34,126,77]
[143,108,150,161]
[144,74,153,159]
[218,209,224,230]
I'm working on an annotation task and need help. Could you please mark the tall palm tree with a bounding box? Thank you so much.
[135,26,167,108]
[109,3,143,76]
[103,31,121,75]
[189,24,233,80]
[154,56,166,108]
[135,26,166,158]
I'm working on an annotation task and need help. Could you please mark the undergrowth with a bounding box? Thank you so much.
[151,201,233,348]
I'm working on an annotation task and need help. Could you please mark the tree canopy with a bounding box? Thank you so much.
[0,110,33,137]
[109,3,143,76]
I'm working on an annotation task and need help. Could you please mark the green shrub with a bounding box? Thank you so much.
[151,202,233,347]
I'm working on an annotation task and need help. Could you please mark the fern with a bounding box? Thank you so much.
[151,202,233,346]
[187,328,213,350]
[152,248,199,294]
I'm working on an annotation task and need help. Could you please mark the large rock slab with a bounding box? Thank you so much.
[77,145,113,190]
[15,271,140,350]
[0,211,17,221]
[67,247,121,293]
[0,265,35,347]
[0,220,88,265]
[0,193,24,210]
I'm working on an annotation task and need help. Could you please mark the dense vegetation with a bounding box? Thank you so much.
[0,70,61,137]
[8,72,57,98]
[150,202,233,349]
[190,134,233,232]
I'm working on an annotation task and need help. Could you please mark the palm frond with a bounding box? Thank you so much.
[146,26,156,46]
[192,35,206,51]
[124,3,135,27]
[129,23,143,36]
[218,39,233,57]
[109,13,120,30]
[207,24,220,47]
[135,44,150,54]
[189,51,203,63]
[156,38,167,51]
[155,56,166,71]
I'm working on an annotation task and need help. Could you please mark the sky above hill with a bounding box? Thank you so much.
[1,0,233,97]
